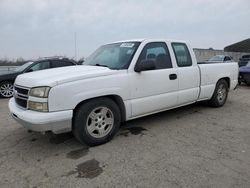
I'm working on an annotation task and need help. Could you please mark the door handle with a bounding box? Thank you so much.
[169,74,177,80]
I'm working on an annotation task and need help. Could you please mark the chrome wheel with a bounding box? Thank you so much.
[86,107,114,138]
[0,83,14,98]
[217,84,227,103]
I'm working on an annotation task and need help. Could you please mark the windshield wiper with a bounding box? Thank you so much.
[95,64,110,68]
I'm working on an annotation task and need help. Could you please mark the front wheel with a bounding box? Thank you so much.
[73,98,121,146]
[0,81,14,98]
[208,79,229,107]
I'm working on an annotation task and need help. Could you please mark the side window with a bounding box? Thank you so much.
[224,56,231,61]
[137,42,172,69]
[51,60,74,68]
[28,61,50,72]
[172,43,192,67]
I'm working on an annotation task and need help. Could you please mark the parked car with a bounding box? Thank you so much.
[239,61,250,85]
[207,55,233,63]
[78,57,85,65]
[238,55,250,67]
[0,57,77,98]
[9,39,238,146]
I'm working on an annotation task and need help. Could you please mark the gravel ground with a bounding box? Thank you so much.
[0,86,250,188]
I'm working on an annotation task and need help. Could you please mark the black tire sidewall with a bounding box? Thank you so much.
[73,98,121,146]
[209,79,229,107]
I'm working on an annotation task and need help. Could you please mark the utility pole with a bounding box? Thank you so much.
[74,32,77,60]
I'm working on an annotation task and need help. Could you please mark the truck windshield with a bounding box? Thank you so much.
[84,42,141,70]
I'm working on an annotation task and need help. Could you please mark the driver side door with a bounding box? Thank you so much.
[130,42,178,117]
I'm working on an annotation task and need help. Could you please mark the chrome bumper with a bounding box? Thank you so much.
[9,98,73,134]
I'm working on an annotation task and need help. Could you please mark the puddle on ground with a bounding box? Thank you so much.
[49,133,73,144]
[30,138,37,142]
[76,159,103,178]
[44,172,49,178]
[66,146,89,160]
[62,159,103,179]
[119,126,148,137]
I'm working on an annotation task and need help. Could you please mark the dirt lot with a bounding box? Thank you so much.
[0,86,250,188]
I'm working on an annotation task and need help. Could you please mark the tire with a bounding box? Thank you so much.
[208,79,229,107]
[0,81,14,98]
[73,98,121,146]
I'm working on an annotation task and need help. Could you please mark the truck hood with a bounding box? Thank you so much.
[15,65,120,88]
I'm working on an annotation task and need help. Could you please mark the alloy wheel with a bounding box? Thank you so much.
[86,107,114,138]
[0,83,14,98]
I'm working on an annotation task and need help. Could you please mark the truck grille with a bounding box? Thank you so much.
[14,85,30,109]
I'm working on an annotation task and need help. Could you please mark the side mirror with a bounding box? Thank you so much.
[134,59,155,72]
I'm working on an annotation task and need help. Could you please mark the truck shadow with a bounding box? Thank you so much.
[6,102,211,153]
[120,102,204,129]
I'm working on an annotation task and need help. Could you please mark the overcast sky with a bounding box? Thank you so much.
[0,0,249,60]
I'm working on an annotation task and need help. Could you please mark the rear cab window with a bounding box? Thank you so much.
[171,43,192,67]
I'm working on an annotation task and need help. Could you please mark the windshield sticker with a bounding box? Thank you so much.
[126,49,133,54]
[120,43,135,48]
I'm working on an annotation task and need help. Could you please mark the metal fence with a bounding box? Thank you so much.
[0,66,19,71]
[193,48,250,62]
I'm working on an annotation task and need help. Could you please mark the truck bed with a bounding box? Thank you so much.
[198,62,238,100]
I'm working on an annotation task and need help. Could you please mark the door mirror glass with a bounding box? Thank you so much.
[134,59,155,72]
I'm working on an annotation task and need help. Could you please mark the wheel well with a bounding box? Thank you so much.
[73,95,126,122]
[219,77,230,89]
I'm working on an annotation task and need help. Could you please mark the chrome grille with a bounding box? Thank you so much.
[14,85,30,108]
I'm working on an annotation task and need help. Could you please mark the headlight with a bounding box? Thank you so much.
[28,101,48,112]
[28,86,50,112]
[29,87,50,98]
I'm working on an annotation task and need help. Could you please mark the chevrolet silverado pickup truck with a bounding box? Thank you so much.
[9,39,238,146]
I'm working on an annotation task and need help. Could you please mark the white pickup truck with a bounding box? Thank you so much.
[9,39,238,146]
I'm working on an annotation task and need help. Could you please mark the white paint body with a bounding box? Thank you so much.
[9,39,239,133]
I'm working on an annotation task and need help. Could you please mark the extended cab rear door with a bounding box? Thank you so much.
[129,41,179,117]
[171,43,200,105]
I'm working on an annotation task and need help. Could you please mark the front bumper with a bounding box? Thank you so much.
[8,98,73,134]
[239,73,250,84]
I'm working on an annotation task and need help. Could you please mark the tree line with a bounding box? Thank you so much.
[0,57,26,66]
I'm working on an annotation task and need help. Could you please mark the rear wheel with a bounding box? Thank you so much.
[208,79,228,107]
[73,98,121,146]
[0,81,14,98]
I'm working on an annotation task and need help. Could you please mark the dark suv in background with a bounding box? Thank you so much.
[0,57,77,98]
[239,55,250,67]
